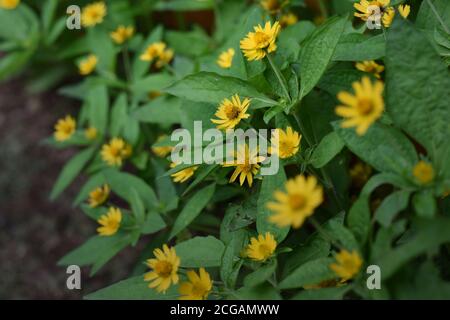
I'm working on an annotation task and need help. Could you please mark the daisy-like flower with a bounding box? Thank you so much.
[110,25,134,44]
[179,268,213,300]
[245,232,277,262]
[155,48,174,69]
[354,0,393,28]
[382,6,395,27]
[260,0,286,14]
[329,250,363,282]
[101,137,132,167]
[413,160,435,185]
[211,94,250,130]
[144,244,180,293]
[217,48,235,69]
[398,4,410,19]
[0,0,19,9]
[280,12,298,28]
[355,60,384,79]
[78,54,98,76]
[240,21,281,61]
[140,42,167,62]
[268,175,323,228]
[97,207,122,236]
[170,163,198,183]
[84,126,98,140]
[81,1,107,28]
[54,115,76,142]
[152,135,173,158]
[88,184,110,208]
[270,127,302,159]
[335,77,384,136]
[223,144,265,187]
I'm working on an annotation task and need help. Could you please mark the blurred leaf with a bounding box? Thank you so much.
[333,34,385,61]
[279,257,336,289]
[244,260,277,287]
[375,190,411,227]
[310,131,345,168]
[87,85,109,135]
[175,236,225,267]
[413,190,437,219]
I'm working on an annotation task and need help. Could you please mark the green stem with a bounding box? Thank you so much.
[318,0,329,19]
[266,53,291,102]
[427,0,450,34]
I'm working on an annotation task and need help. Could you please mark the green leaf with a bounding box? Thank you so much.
[175,236,225,268]
[154,0,214,11]
[169,183,216,239]
[257,167,290,242]
[244,260,277,287]
[130,188,145,225]
[413,191,437,219]
[333,121,418,175]
[50,147,96,200]
[87,85,109,135]
[72,171,107,206]
[324,219,359,251]
[132,26,163,80]
[109,93,128,137]
[299,15,347,99]
[346,195,370,244]
[278,257,336,289]
[386,18,450,158]
[232,283,281,300]
[141,212,166,235]
[221,231,247,289]
[166,29,211,57]
[85,275,179,300]
[133,96,181,126]
[87,26,115,72]
[291,286,350,300]
[42,0,58,33]
[333,34,385,61]
[310,131,345,168]
[375,190,411,227]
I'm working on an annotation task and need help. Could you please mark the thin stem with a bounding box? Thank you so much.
[318,0,329,19]
[266,53,291,102]
[427,0,450,34]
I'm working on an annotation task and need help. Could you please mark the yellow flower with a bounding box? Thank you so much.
[179,268,213,300]
[78,54,98,76]
[84,126,98,140]
[170,163,198,183]
[354,0,390,21]
[140,42,166,62]
[152,135,173,158]
[413,160,435,185]
[240,21,281,61]
[81,1,107,28]
[382,6,395,27]
[350,162,372,188]
[268,175,323,228]
[54,115,76,142]
[217,48,235,69]
[329,250,363,281]
[148,91,162,100]
[0,0,19,9]
[155,48,174,69]
[245,232,277,262]
[110,25,134,44]
[97,207,122,236]
[144,244,180,293]
[271,127,302,159]
[260,0,286,14]
[101,137,132,167]
[355,60,384,79]
[211,94,250,130]
[335,77,384,135]
[398,4,410,19]
[223,144,265,187]
[280,13,298,28]
[88,184,110,208]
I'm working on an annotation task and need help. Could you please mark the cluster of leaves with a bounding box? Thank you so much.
[2,0,450,299]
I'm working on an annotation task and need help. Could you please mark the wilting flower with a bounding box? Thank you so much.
[144,244,180,293]
[101,138,132,167]
[354,0,394,28]
[413,160,435,185]
[211,94,250,130]
[88,184,110,208]
[81,1,107,28]
[329,250,363,281]
[97,207,122,236]
[179,268,213,300]
[240,21,281,61]
[170,163,198,183]
[223,144,265,187]
[152,135,173,158]
[84,126,98,140]
[398,4,411,19]
[245,232,277,262]
[280,13,298,28]
[54,115,76,142]
[355,60,384,79]
[335,77,384,135]
[0,0,19,9]
[268,175,323,228]
[271,127,302,159]
[78,54,98,76]
[217,48,235,69]
[110,25,134,44]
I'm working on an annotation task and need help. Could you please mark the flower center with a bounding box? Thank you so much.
[357,98,374,115]
[289,194,306,211]
[258,244,272,258]
[154,260,173,278]
[254,32,270,48]
[225,105,240,120]
[279,141,294,154]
